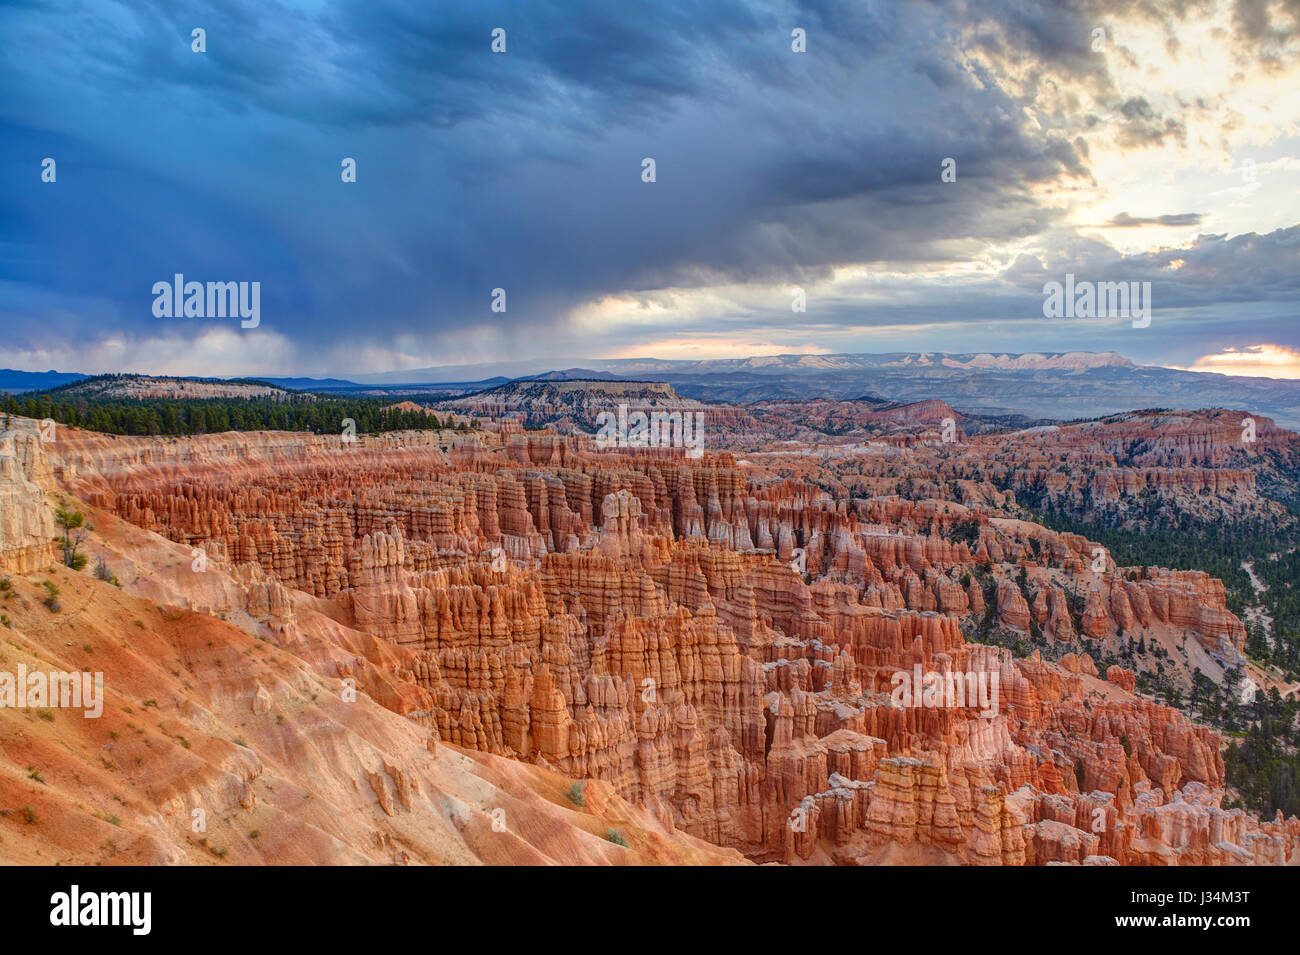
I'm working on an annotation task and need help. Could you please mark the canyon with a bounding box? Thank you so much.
[1,392,1297,865]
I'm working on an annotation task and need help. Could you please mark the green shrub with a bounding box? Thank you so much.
[42,579,60,612]
[93,556,119,586]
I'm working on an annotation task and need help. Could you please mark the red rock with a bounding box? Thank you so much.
[995,579,1031,630]
[1107,665,1136,692]
[15,415,1289,866]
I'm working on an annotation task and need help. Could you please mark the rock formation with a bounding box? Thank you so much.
[0,410,1292,866]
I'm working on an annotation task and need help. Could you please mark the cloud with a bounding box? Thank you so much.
[0,325,302,379]
[1107,212,1204,227]
[0,0,1297,376]
[1001,225,1300,308]
[1176,343,1300,379]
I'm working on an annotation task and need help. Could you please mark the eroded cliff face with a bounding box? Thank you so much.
[12,418,1297,865]
[0,427,743,866]
[0,424,57,573]
[733,406,1300,530]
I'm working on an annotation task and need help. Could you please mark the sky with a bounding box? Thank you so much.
[1,0,1298,379]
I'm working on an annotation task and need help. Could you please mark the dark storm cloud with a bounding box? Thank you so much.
[0,0,1293,374]
[1000,225,1300,308]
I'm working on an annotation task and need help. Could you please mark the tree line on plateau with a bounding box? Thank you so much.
[2,389,467,437]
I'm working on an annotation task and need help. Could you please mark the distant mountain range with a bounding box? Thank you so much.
[625,356,1300,427]
[348,350,1136,384]
[379,351,1300,426]
[0,369,91,392]
[6,351,1300,427]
